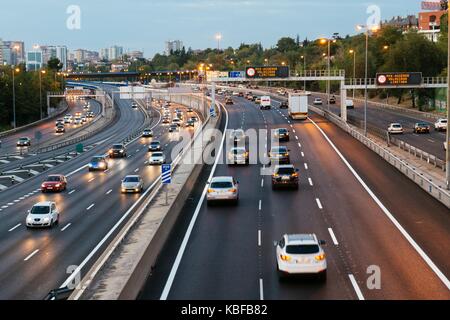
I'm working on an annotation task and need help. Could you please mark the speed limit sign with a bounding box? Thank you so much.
[246,68,256,77]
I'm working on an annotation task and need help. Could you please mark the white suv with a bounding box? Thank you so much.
[26,201,60,228]
[434,118,447,132]
[388,123,403,134]
[207,176,239,205]
[276,234,327,281]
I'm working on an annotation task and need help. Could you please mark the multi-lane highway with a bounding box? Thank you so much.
[139,95,450,300]
[305,93,446,159]
[0,85,202,299]
[0,99,100,155]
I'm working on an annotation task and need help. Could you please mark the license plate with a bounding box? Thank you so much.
[47,187,53,189]
[281,176,290,181]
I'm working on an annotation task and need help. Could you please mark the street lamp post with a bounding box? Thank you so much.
[301,55,306,91]
[320,38,335,110]
[215,33,222,51]
[357,24,379,136]
[39,69,46,120]
[349,49,356,99]
[12,66,20,129]
[446,10,450,189]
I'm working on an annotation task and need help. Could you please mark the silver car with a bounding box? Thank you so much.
[149,152,166,165]
[121,175,144,193]
[207,176,239,205]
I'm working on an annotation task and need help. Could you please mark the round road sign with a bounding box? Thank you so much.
[246,68,256,77]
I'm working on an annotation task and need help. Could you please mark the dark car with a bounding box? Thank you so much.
[225,97,234,105]
[272,165,299,189]
[17,137,31,147]
[269,146,290,165]
[186,119,195,127]
[149,141,162,151]
[279,101,288,109]
[169,124,179,132]
[238,92,244,97]
[414,122,430,134]
[329,96,336,104]
[108,144,127,158]
[162,117,170,124]
[88,156,108,171]
[274,128,290,142]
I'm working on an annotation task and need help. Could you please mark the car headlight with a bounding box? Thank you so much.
[315,253,326,261]
[120,150,124,153]
[42,217,50,223]
[27,217,33,223]
[41,184,46,188]
[280,254,291,262]
[89,163,93,167]
[55,184,61,188]
[99,163,105,168]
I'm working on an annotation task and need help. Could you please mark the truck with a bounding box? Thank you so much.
[288,93,308,120]
[260,96,271,110]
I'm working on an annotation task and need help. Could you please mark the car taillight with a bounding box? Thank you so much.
[280,255,291,262]
[292,173,298,177]
[315,253,325,261]
[207,188,214,193]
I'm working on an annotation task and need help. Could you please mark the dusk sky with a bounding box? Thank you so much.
[1,0,424,57]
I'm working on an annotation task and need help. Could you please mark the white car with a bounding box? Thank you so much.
[229,129,246,143]
[207,176,239,205]
[227,147,249,165]
[232,91,240,96]
[74,117,82,125]
[435,118,447,132]
[149,152,166,165]
[26,201,60,228]
[313,98,323,105]
[388,123,404,134]
[121,175,144,193]
[276,234,327,281]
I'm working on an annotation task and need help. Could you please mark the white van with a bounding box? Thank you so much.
[346,99,354,109]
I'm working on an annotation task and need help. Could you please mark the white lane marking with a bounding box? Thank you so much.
[301,152,305,157]
[104,169,109,173]
[316,198,323,209]
[68,190,76,195]
[24,249,39,261]
[295,136,299,140]
[309,118,450,290]
[144,161,148,165]
[14,200,20,203]
[261,179,264,188]
[298,143,302,148]
[292,129,296,133]
[1,205,8,209]
[134,168,140,172]
[349,274,365,300]
[61,223,72,232]
[308,178,313,186]
[304,163,308,170]
[86,204,95,211]
[290,124,293,128]
[88,178,95,183]
[258,200,262,211]
[160,104,229,300]
[258,230,262,247]
[427,139,435,143]
[7,203,14,206]
[106,189,112,195]
[259,278,264,300]
[136,149,140,153]
[328,228,339,245]
[127,155,132,158]
[19,197,25,200]
[8,223,21,232]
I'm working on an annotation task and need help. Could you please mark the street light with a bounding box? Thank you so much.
[39,69,46,120]
[12,66,20,129]
[320,37,337,110]
[383,45,389,50]
[349,49,356,99]
[357,24,379,136]
[264,58,268,66]
[215,33,222,51]
[300,55,306,90]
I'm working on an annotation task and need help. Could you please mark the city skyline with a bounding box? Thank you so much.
[1,0,423,58]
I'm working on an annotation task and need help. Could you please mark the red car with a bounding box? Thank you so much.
[41,175,67,193]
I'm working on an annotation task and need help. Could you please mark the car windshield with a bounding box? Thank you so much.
[277,129,288,134]
[272,147,287,153]
[19,138,28,141]
[231,149,246,154]
[286,245,320,254]
[152,152,163,157]
[392,124,401,128]
[151,142,160,146]
[112,145,123,149]
[92,157,103,162]
[124,177,139,183]
[417,123,428,127]
[46,176,61,182]
[31,206,50,214]
[211,181,233,188]
[276,167,295,175]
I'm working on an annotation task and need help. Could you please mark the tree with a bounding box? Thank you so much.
[276,37,298,53]
[47,57,63,72]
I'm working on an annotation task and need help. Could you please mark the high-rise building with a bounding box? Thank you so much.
[165,40,183,55]
[55,46,68,70]
[2,41,25,65]
[2,46,11,65]
[74,49,86,63]
[128,50,144,60]
[0,39,3,64]
[26,50,43,71]
[109,45,124,61]
[100,48,109,60]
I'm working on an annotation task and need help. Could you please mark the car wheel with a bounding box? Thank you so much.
[319,270,327,282]
[277,266,286,281]
[272,184,276,190]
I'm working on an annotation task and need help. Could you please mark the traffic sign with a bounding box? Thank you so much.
[245,66,289,79]
[229,71,244,78]
[376,72,422,86]
[210,105,216,117]
[162,164,172,184]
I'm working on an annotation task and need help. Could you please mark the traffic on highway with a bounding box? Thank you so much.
[0,0,449,316]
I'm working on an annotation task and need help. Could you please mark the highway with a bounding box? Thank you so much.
[0,99,100,155]
[307,93,446,159]
[139,95,450,300]
[0,85,202,299]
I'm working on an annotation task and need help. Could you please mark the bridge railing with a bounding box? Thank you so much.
[293,69,345,78]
